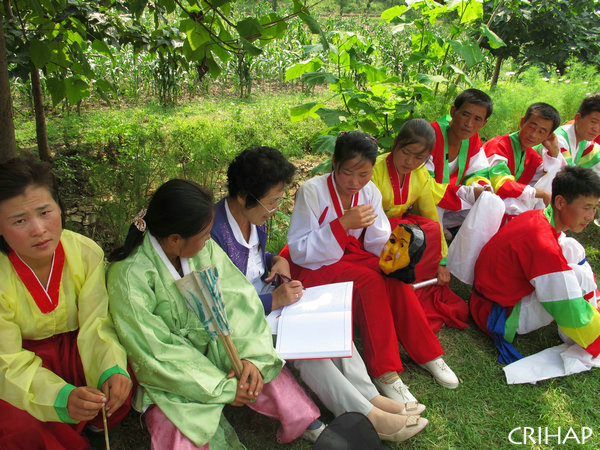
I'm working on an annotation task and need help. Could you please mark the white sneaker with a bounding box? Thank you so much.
[301,423,326,443]
[419,357,459,389]
[372,377,417,403]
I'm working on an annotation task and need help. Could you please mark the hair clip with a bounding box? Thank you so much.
[133,208,147,232]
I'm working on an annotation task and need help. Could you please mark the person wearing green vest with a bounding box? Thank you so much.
[553,92,600,174]
[483,102,565,220]
[428,89,494,235]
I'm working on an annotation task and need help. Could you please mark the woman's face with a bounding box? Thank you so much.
[333,156,373,197]
[178,217,215,259]
[240,182,285,226]
[392,142,430,175]
[0,185,62,267]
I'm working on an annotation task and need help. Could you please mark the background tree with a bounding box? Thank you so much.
[485,0,600,87]
[1,0,324,160]
[0,11,16,162]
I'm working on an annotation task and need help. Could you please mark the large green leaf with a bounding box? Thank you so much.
[236,18,264,41]
[91,39,113,60]
[312,134,337,155]
[480,24,506,49]
[316,108,348,127]
[460,0,483,23]
[359,119,380,136]
[355,63,387,82]
[381,5,408,22]
[417,73,448,84]
[240,38,262,57]
[301,72,339,86]
[285,58,323,81]
[303,44,324,54]
[65,78,90,104]
[450,39,483,67]
[205,55,222,78]
[93,79,114,103]
[259,13,287,41]
[29,41,50,68]
[185,22,210,51]
[290,102,323,123]
[311,158,333,175]
[297,11,329,51]
[45,77,66,107]
[378,135,395,150]
[347,97,376,115]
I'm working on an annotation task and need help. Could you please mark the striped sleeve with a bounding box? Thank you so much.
[531,271,600,356]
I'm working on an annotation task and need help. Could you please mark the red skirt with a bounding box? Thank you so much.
[0,331,132,450]
[389,214,468,333]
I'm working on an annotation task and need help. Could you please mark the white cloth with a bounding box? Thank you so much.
[446,191,505,284]
[293,343,379,416]
[504,343,600,384]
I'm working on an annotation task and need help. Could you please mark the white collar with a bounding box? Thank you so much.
[224,198,259,249]
[148,231,191,280]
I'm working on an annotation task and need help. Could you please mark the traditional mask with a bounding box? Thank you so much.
[379,223,426,283]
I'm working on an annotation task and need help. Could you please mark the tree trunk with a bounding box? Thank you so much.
[491,55,503,89]
[0,12,17,162]
[30,67,51,161]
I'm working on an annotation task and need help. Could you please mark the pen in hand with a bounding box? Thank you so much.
[277,273,306,291]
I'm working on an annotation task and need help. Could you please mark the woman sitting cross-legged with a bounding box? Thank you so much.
[0,158,132,449]
[211,146,428,443]
[285,131,460,408]
[106,179,321,449]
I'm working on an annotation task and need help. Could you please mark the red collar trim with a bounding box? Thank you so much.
[8,242,64,313]
[327,173,358,218]
[386,153,410,205]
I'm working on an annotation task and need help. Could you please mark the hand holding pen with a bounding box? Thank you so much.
[271,273,304,309]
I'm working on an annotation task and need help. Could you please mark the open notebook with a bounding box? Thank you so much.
[272,281,353,360]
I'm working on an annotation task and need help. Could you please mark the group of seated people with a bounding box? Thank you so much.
[1,88,599,449]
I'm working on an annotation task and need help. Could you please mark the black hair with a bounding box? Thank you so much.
[454,88,493,119]
[552,165,600,204]
[392,119,436,154]
[227,146,296,209]
[0,158,65,254]
[578,92,600,117]
[523,102,561,131]
[109,179,214,262]
[333,131,379,169]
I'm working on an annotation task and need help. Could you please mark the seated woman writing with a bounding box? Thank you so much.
[106,179,320,449]
[211,146,426,443]
[0,158,132,449]
[371,119,488,332]
[285,131,460,407]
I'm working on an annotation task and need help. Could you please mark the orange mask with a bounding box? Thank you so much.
[379,223,426,283]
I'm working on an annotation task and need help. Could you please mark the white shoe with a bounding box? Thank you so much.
[372,377,417,403]
[377,415,429,443]
[301,423,326,443]
[419,357,459,389]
